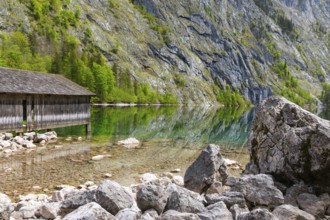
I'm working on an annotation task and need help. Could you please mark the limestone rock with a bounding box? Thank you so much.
[199,201,233,220]
[231,174,284,207]
[184,144,228,194]
[39,203,60,219]
[0,193,11,204]
[165,184,206,213]
[61,189,96,210]
[205,191,246,209]
[117,138,140,148]
[230,204,249,220]
[136,184,168,214]
[159,210,200,220]
[95,180,134,215]
[273,204,315,220]
[246,96,330,192]
[0,204,14,220]
[284,182,311,206]
[140,209,159,220]
[296,193,327,217]
[34,133,48,143]
[115,207,141,220]
[0,140,11,148]
[238,208,279,220]
[62,202,116,220]
[139,173,158,184]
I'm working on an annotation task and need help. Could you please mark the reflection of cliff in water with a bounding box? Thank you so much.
[57,106,254,148]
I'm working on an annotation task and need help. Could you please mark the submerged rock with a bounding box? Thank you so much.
[184,144,228,194]
[117,138,140,148]
[246,96,330,192]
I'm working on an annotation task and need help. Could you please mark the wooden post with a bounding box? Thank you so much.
[86,123,91,140]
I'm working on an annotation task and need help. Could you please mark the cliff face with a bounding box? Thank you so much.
[0,0,329,105]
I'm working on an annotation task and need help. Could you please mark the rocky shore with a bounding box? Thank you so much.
[1,96,330,220]
[0,131,58,155]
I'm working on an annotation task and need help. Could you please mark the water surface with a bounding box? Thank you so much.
[0,106,253,199]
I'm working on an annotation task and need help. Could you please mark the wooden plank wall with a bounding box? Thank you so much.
[0,93,91,132]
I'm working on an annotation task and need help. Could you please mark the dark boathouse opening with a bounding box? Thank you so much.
[0,67,94,136]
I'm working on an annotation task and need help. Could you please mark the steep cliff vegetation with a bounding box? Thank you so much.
[0,0,329,107]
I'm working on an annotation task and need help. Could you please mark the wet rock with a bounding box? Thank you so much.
[296,193,327,217]
[159,210,200,220]
[246,96,330,192]
[184,144,228,194]
[115,207,141,220]
[231,174,284,208]
[136,184,168,214]
[140,173,158,184]
[165,184,206,213]
[272,204,315,220]
[198,201,233,220]
[230,204,249,220]
[92,154,112,161]
[205,191,246,208]
[62,202,116,220]
[61,189,96,210]
[95,180,134,215]
[238,208,279,220]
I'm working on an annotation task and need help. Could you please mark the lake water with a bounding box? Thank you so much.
[0,105,254,199]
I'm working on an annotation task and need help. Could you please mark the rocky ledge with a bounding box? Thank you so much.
[1,96,330,220]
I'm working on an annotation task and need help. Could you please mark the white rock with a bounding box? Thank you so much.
[0,140,11,148]
[92,154,112,161]
[40,140,46,145]
[172,176,184,186]
[171,168,181,173]
[13,136,25,145]
[23,132,36,141]
[84,181,94,187]
[4,133,13,140]
[3,149,12,154]
[77,137,83,141]
[0,193,11,204]
[117,138,140,148]
[23,140,36,149]
[104,173,113,178]
[140,173,158,184]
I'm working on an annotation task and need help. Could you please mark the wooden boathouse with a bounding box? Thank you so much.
[0,67,94,135]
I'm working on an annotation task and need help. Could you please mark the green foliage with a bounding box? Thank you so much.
[266,42,281,60]
[132,3,170,43]
[217,85,250,107]
[204,5,214,20]
[320,83,330,108]
[173,73,186,88]
[271,61,313,106]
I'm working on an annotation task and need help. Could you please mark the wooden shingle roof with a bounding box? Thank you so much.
[0,67,94,96]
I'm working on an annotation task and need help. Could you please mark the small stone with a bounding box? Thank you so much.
[92,155,104,161]
[163,172,174,179]
[77,137,83,141]
[206,181,223,194]
[32,186,42,191]
[65,137,72,141]
[104,173,113,178]
[171,168,181,173]
[84,181,94,187]
[39,203,59,219]
[172,176,184,186]
[140,173,158,183]
[39,140,46,145]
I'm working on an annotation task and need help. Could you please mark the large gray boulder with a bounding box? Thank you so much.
[95,180,134,215]
[165,185,206,214]
[246,96,330,192]
[184,144,228,194]
[231,174,284,208]
[272,204,315,220]
[61,190,96,210]
[136,184,168,214]
[62,202,116,220]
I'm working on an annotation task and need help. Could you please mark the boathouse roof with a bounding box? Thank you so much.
[0,67,94,96]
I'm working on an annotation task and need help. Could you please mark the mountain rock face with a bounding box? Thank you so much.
[0,0,329,104]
